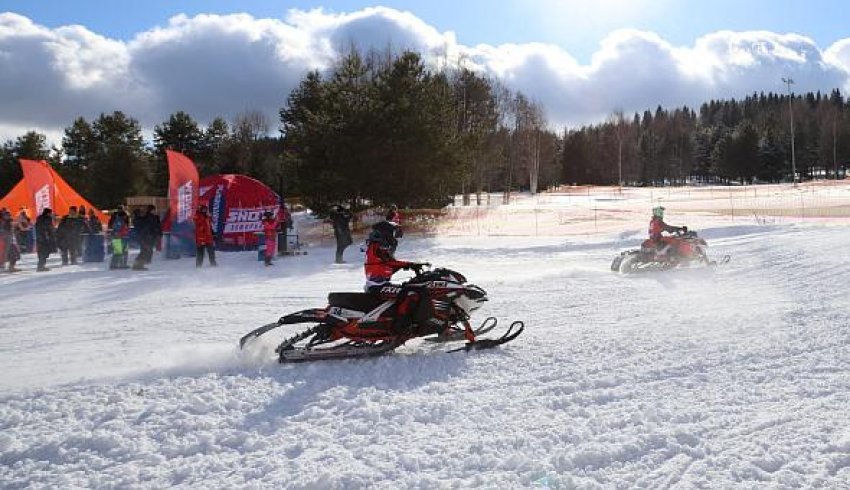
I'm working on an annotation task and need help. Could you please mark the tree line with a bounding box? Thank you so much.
[0,110,284,209]
[562,89,850,185]
[3,48,850,211]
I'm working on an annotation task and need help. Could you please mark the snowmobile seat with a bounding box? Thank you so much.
[328,292,387,313]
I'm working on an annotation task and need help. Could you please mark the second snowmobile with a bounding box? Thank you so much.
[611,228,730,273]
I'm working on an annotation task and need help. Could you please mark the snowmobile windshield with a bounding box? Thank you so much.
[436,268,466,284]
[454,284,488,314]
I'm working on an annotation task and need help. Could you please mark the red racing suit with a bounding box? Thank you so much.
[364,240,424,328]
[364,241,412,286]
[649,216,682,242]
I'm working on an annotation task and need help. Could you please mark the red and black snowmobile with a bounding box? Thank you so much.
[611,228,730,273]
[239,265,524,362]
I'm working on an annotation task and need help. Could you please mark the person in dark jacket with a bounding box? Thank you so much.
[87,209,103,233]
[57,206,85,265]
[132,205,162,270]
[35,208,56,272]
[261,210,278,266]
[328,205,353,264]
[194,205,217,267]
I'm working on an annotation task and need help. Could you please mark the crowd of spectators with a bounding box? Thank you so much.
[0,200,381,274]
[0,204,162,273]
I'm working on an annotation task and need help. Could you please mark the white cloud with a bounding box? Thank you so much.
[1,8,850,142]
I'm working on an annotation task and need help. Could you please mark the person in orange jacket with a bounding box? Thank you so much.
[194,205,217,267]
[261,210,278,266]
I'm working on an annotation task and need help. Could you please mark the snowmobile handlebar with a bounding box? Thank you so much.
[407,262,431,275]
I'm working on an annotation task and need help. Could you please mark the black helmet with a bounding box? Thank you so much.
[369,220,400,249]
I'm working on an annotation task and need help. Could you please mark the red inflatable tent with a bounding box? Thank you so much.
[199,174,281,250]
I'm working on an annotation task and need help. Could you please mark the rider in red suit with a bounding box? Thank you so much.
[649,206,686,257]
[364,220,425,334]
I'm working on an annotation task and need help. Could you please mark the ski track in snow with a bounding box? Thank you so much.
[2,223,850,488]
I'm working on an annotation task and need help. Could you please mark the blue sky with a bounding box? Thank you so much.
[5,0,850,63]
[3,1,850,140]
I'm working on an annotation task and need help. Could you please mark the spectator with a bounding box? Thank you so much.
[87,208,103,233]
[261,210,278,266]
[109,210,130,270]
[0,209,9,270]
[77,204,90,243]
[329,204,353,264]
[132,205,162,270]
[56,208,72,265]
[116,206,131,267]
[194,205,217,267]
[0,208,7,269]
[56,206,84,265]
[35,208,56,272]
[15,209,32,253]
[277,202,294,254]
[1,210,20,272]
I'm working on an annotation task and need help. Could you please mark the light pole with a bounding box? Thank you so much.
[782,77,797,185]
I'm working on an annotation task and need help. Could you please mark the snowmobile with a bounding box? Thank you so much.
[610,227,730,273]
[239,264,524,363]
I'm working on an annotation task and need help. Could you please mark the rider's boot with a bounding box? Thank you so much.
[391,292,419,336]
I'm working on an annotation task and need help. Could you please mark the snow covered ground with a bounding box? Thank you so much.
[2,192,850,488]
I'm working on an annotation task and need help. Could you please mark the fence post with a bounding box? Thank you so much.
[730,190,735,221]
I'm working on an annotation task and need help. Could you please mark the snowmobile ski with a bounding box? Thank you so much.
[424,316,498,343]
[448,321,525,353]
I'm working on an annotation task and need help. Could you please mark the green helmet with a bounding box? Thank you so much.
[652,206,665,218]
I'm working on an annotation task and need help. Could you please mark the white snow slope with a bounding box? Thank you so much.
[2,221,850,488]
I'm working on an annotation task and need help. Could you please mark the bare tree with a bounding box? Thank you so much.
[233,110,269,143]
